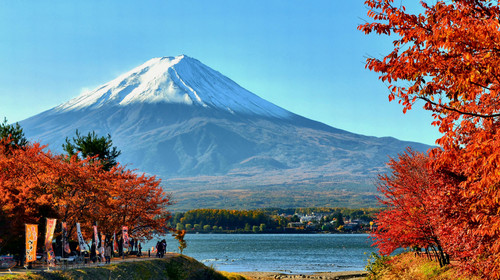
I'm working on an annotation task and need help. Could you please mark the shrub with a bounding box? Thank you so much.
[365,252,391,280]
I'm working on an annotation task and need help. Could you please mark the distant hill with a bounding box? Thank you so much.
[20,55,432,210]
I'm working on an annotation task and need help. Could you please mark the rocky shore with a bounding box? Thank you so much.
[239,271,368,280]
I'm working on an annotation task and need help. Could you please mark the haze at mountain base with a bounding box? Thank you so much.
[20,55,432,209]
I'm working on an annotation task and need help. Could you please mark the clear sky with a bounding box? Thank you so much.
[0,0,440,146]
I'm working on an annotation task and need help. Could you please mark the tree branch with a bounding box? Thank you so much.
[419,97,500,118]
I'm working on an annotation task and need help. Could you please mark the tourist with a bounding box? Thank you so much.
[105,243,112,264]
[130,238,135,252]
[156,241,161,257]
[161,239,167,256]
[157,240,165,258]
[90,243,96,263]
[118,237,123,257]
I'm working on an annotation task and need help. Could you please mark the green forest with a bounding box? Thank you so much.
[168,207,378,234]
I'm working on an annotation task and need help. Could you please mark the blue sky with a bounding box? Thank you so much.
[0,0,440,145]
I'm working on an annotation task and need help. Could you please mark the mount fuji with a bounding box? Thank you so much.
[20,55,431,210]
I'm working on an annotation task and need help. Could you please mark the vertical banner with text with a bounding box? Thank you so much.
[100,234,105,256]
[76,223,89,252]
[62,222,71,254]
[122,226,129,249]
[113,232,119,253]
[45,218,57,266]
[25,224,38,263]
[93,225,100,255]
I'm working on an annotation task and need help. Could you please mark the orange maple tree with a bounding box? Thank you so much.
[0,140,60,254]
[91,165,172,240]
[360,0,500,278]
[0,138,171,256]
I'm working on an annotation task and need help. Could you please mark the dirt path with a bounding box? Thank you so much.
[0,253,177,276]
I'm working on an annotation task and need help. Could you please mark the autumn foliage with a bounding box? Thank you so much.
[0,137,171,255]
[373,149,449,267]
[360,0,500,278]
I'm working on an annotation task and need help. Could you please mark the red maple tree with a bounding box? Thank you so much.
[373,149,449,267]
[360,0,500,277]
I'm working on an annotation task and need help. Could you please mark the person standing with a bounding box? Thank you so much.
[118,238,123,257]
[130,238,135,253]
[155,241,161,258]
[161,239,167,256]
[90,243,97,263]
[105,243,112,264]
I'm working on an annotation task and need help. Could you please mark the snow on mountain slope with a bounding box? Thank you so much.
[18,55,436,209]
[55,55,292,119]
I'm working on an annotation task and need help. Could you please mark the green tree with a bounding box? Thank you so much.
[321,224,333,231]
[0,118,28,153]
[171,212,183,225]
[252,225,259,233]
[193,224,202,232]
[176,223,185,231]
[334,212,344,228]
[244,223,251,231]
[259,223,266,232]
[63,130,121,171]
[276,216,287,228]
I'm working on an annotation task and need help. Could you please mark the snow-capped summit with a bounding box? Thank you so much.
[56,55,292,119]
[20,55,433,209]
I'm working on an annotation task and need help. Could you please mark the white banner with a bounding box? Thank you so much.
[100,234,105,256]
[76,223,89,252]
[93,225,100,255]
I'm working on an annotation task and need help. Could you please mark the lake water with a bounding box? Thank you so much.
[144,234,375,273]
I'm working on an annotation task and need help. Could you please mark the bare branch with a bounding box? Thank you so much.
[419,96,500,118]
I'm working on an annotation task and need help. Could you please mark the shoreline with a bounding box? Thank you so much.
[0,255,369,280]
[238,271,368,280]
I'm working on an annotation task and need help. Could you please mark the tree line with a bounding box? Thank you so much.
[361,1,500,278]
[0,119,172,257]
[169,208,377,233]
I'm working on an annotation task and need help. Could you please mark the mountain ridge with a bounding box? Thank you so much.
[54,55,292,119]
[19,55,433,209]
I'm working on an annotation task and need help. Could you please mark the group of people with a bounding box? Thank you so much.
[155,239,167,258]
[88,238,142,264]
[89,242,113,264]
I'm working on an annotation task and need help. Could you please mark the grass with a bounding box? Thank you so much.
[365,252,482,280]
[0,255,250,280]
[217,271,248,280]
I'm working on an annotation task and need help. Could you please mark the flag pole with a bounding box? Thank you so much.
[61,222,64,259]
[45,219,50,271]
[122,231,124,260]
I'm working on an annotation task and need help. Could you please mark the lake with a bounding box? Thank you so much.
[144,234,376,273]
